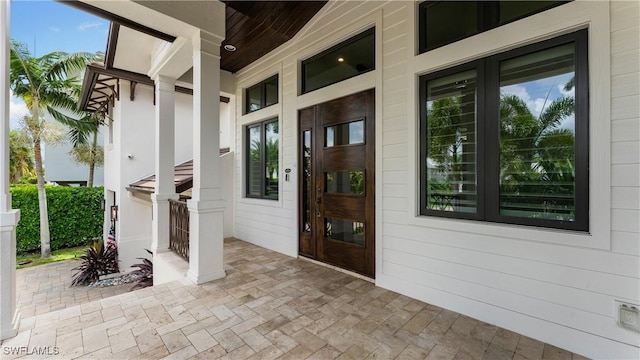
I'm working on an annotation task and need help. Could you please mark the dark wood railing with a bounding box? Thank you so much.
[169,199,189,260]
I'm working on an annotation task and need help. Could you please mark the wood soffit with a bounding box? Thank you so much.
[75,0,326,112]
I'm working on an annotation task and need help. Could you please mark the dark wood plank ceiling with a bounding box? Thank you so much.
[221,1,327,73]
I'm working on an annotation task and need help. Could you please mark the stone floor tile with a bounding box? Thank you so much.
[160,344,198,360]
[160,329,191,353]
[238,328,272,353]
[111,345,142,360]
[156,315,197,336]
[483,343,515,360]
[219,344,256,360]
[245,345,283,360]
[75,344,113,359]
[491,328,521,352]
[213,328,246,353]
[133,345,170,359]
[542,344,573,360]
[277,344,314,360]
[336,344,371,360]
[82,327,110,354]
[307,344,342,360]
[399,343,433,359]
[109,328,137,354]
[231,315,266,335]
[186,328,218,352]
[135,329,165,354]
[366,342,406,359]
[426,344,459,360]
[264,329,298,353]
[189,344,227,360]
[290,329,326,353]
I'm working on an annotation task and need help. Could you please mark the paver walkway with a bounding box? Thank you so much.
[2,238,588,359]
[16,258,132,318]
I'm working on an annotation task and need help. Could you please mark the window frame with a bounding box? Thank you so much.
[244,75,279,114]
[245,118,279,200]
[418,1,570,54]
[419,29,589,232]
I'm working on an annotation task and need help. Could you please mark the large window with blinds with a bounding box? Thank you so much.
[419,30,588,231]
[246,118,279,200]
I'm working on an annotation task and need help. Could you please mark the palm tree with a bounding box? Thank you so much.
[68,112,104,187]
[9,41,96,258]
[9,129,35,183]
[499,93,575,218]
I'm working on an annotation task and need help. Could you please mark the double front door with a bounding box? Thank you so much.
[298,89,375,278]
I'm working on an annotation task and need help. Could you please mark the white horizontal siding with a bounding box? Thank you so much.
[230,1,639,358]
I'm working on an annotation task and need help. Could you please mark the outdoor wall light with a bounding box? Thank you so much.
[110,205,118,221]
[100,199,106,211]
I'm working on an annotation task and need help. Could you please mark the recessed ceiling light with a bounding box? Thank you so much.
[224,44,237,52]
[337,57,344,62]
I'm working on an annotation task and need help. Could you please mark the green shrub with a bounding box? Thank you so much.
[10,185,104,253]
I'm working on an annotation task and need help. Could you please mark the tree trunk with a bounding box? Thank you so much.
[33,135,51,258]
[87,129,98,187]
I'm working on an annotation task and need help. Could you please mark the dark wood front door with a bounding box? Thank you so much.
[298,89,375,278]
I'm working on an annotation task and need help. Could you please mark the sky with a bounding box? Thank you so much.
[9,0,108,128]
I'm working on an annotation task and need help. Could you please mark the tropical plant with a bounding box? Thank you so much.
[499,93,575,218]
[9,40,97,258]
[68,113,104,187]
[71,239,119,286]
[129,249,153,291]
[426,96,468,197]
[67,108,105,187]
[9,129,35,183]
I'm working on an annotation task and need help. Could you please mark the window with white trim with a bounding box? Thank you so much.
[419,30,588,231]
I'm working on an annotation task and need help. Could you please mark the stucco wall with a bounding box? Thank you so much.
[104,79,235,269]
[231,1,639,358]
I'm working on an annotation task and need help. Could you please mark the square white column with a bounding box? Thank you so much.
[0,0,20,340]
[187,31,226,284]
[151,76,178,254]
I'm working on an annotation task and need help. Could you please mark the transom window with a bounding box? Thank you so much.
[419,30,588,231]
[245,75,278,114]
[418,1,570,53]
[301,28,375,94]
[246,119,279,200]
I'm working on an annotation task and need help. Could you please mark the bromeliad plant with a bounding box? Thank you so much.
[71,240,119,286]
[129,249,153,291]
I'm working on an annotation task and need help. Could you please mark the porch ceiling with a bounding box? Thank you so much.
[72,0,327,113]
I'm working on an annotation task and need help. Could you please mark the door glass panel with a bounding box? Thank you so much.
[325,120,364,147]
[264,121,279,199]
[302,131,312,232]
[325,171,364,195]
[324,218,364,247]
[247,125,262,197]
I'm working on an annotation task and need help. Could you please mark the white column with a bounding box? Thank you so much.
[151,76,178,254]
[0,0,20,340]
[187,30,226,284]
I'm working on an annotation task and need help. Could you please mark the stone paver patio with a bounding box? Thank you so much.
[15,260,132,318]
[1,238,588,359]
